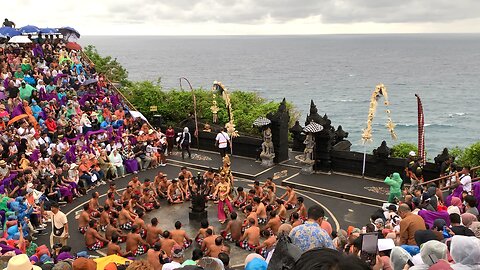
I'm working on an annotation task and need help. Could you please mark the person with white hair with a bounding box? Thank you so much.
[179,127,192,160]
[108,148,125,178]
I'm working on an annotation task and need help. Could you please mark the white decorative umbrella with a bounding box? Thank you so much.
[253,116,271,127]
[8,35,32,44]
[303,122,323,133]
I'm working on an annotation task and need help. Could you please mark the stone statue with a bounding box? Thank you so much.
[373,141,391,160]
[210,100,219,123]
[300,132,315,174]
[260,127,275,166]
[434,148,450,167]
[303,133,315,164]
[335,125,349,142]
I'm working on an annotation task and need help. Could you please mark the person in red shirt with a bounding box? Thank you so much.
[45,115,57,139]
[165,126,175,155]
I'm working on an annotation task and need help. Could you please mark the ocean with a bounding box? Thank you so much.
[79,35,480,156]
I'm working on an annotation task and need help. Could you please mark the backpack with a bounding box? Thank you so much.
[267,234,302,270]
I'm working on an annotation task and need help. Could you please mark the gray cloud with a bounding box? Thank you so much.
[104,0,480,24]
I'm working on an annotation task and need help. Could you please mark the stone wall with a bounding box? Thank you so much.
[174,128,262,159]
[330,150,440,182]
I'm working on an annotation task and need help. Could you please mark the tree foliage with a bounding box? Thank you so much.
[451,142,480,167]
[121,81,297,135]
[83,45,129,85]
[391,142,418,159]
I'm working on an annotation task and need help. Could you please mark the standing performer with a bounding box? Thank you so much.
[214,176,233,224]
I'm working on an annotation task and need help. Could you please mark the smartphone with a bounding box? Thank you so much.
[361,233,378,266]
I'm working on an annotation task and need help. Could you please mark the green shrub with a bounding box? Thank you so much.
[83,45,129,85]
[120,81,298,135]
[391,142,418,159]
[456,142,480,167]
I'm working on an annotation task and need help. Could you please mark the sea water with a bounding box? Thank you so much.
[80,34,480,155]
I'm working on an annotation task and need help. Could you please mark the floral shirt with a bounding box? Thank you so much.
[289,220,335,252]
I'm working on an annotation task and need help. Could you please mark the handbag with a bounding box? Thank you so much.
[53,214,64,237]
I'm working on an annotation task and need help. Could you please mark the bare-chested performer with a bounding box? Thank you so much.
[146,217,163,246]
[119,201,136,230]
[264,211,282,235]
[171,221,192,249]
[221,212,243,242]
[147,242,164,270]
[160,230,177,258]
[254,197,268,225]
[200,228,217,253]
[239,218,260,251]
[167,179,184,204]
[126,225,149,256]
[107,233,130,257]
[85,220,108,251]
[279,186,297,209]
[207,236,226,258]
[257,230,277,258]
[77,204,91,234]
[195,219,215,246]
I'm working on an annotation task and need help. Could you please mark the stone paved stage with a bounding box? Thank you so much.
[34,149,384,268]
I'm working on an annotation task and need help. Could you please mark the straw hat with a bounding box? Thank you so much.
[70,163,78,170]
[0,104,5,110]
[0,160,6,166]
[148,129,154,135]
[5,254,41,270]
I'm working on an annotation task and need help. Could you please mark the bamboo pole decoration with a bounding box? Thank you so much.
[212,81,238,138]
[361,84,397,144]
[180,77,200,150]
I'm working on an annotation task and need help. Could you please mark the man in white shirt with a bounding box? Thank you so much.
[459,166,472,194]
[47,202,69,248]
[215,128,230,158]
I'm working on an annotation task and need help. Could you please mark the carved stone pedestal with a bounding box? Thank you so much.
[261,157,274,167]
[301,164,314,174]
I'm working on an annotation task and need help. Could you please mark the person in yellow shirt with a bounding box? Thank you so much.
[19,153,31,170]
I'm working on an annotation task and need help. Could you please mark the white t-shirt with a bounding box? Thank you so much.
[48,210,68,237]
[460,174,472,193]
[162,261,182,270]
[215,132,230,149]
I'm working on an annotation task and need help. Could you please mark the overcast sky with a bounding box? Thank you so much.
[5,0,480,35]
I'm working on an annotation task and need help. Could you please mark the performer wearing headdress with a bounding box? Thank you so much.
[213,175,233,224]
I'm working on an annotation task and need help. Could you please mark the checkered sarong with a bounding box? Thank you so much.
[87,240,105,251]
[78,226,88,234]
[239,240,257,251]
[258,217,267,225]
[120,221,133,231]
[133,244,148,256]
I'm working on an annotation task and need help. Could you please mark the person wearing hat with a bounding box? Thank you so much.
[0,159,10,178]
[162,244,185,270]
[5,254,42,270]
[46,201,69,248]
